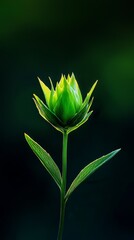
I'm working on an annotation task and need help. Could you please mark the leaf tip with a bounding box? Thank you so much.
[111,148,121,158]
[116,148,121,153]
[93,79,98,89]
[24,133,29,140]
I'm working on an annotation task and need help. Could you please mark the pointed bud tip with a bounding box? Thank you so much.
[71,72,75,77]
[37,76,43,84]
[67,73,71,79]
[37,77,47,90]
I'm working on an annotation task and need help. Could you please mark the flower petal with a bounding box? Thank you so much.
[59,74,65,88]
[70,73,83,103]
[53,88,76,124]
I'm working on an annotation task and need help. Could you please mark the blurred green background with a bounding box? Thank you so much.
[1,0,134,239]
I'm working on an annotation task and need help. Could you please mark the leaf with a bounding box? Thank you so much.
[24,133,62,190]
[65,148,121,201]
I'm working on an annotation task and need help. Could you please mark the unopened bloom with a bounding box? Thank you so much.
[33,73,97,133]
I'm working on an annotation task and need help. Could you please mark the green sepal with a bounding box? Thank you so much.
[53,86,76,124]
[82,80,98,109]
[67,111,93,134]
[24,133,62,190]
[33,94,94,134]
[65,148,121,201]
[67,104,88,127]
[33,94,64,133]
[38,77,51,107]
[67,97,94,127]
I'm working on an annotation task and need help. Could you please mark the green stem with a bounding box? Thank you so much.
[57,131,68,240]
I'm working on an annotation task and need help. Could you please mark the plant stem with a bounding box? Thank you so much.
[57,131,68,240]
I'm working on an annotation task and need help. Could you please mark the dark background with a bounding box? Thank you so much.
[1,0,134,239]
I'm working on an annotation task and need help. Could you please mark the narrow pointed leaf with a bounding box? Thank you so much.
[24,134,62,190]
[65,148,121,201]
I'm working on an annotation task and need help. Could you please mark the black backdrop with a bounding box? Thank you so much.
[1,1,134,239]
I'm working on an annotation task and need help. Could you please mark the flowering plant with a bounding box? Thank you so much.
[33,73,97,133]
[25,73,120,240]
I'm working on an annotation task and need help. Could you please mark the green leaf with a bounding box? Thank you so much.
[65,148,121,201]
[24,133,62,190]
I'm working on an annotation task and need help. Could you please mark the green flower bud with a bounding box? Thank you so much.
[34,73,98,134]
